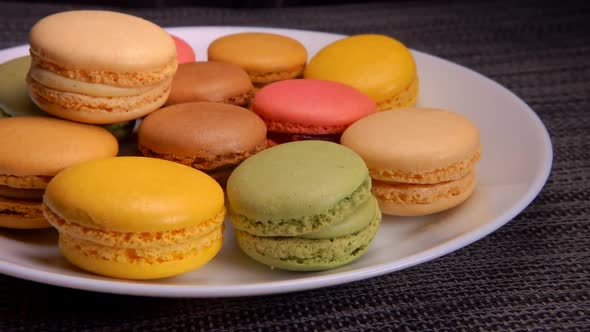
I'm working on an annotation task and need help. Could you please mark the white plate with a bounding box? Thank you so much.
[0,26,552,298]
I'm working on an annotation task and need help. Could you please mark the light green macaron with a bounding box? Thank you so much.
[227,140,382,271]
[0,56,45,118]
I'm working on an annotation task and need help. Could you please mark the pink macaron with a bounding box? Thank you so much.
[171,35,196,63]
[252,79,376,145]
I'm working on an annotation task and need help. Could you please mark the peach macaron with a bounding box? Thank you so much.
[252,79,375,145]
[341,108,481,216]
[27,10,177,124]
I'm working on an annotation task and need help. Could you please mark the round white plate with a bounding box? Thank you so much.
[0,26,552,298]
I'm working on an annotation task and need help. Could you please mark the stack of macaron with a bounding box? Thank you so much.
[0,9,484,280]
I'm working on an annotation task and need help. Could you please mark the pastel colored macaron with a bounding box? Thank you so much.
[305,34,418,111]
[227,140,381,271]
[341,108,482,216]
[0,56,136,140]
[252,79,375,145]
[166,61,254,107]
[207,32,307,88]
[27,10,177,124]
[138,102,267,184]
[0,56,45,118]
[43,157,225,280]
[0,117,118,229]
[171,35,196,63]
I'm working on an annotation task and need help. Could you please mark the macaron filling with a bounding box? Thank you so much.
[29,67,165,97]
[0,196,42,217]
[29,50,178,88]
[229,176,372,237]
[301,196,377,240]
[0,185,44,200]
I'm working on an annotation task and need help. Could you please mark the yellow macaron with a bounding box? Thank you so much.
[27,10,177,124]
[207,32,307,88]
[304,34,418,111]
[341,108,481,216]
[42,157,225,279]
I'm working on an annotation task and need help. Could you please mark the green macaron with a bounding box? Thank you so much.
[0,56,135,140]
[227,140,381,271]
[0,56,45,118]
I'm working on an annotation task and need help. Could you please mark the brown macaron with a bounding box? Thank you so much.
[138,102,267,185]
[167,61,254,107]
[0,117,118,229]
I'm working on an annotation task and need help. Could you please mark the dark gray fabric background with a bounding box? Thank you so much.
[1,0,589,331]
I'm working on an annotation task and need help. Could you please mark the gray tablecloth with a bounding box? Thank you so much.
[1,0,589,331]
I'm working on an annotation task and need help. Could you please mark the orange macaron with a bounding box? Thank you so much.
[0,117,118,229]
[207,32,307,89]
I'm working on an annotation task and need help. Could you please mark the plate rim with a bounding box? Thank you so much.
[0,25,553,298]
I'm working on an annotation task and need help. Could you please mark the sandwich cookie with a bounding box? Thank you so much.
[138,102,267,185]
[27,10,177,124]
[227,140,381,271]
[341,108,481,216]
[253,79,375,145]
[207,32,307,89]
[305,34,418,111]
[166,61,254,108]
[0,117,118,229]
[43,157,225,279]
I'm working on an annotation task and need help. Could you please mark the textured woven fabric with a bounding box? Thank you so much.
[1,0,589,331]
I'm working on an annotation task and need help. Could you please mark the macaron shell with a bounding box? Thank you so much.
[166,62,253,106]
[43,157,224,232]
[171,35,196,64]
[340,108,481,177]
[138,102,266,158]
[253,79,376,129]
[29,10,176,72]
[0,56,46,117]
[235,206,381,271]
[60,235,222,279]
[304,34,416,103]
[0,117,118,176]
[227,141,369,222]
[207,32,307,73]
[0,185,44,200]
[372,171,477,216]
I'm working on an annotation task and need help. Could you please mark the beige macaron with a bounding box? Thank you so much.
[0,117,118,229]
[341,108,481,216]
[27,10,177,124]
